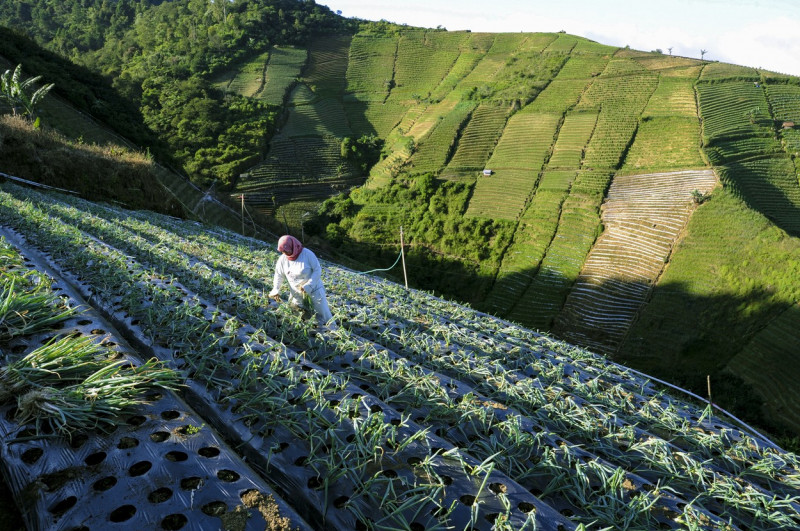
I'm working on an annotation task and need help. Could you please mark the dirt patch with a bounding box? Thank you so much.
[219,489,295,531]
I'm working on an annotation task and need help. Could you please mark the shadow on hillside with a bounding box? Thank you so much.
[344,253,799,443]
[341,99,379,138]
[720,159,800,237]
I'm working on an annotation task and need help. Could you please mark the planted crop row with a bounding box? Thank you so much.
[50,186,800,528]
[390,31,464,100]
[642,76,699,118]
[345,35,397,97]
[406,102,476,175]
[507,169,612,328]
[0,234,309,531]
[29,194,738,530]
[431,51,487,101]
[303,35,351,96]
[546,111,598,169]
[0,184,573,530]
[554,170,717,352]
[258,45,308,105]
[577,61,659,170]
[344,100,408,138]
[766,84,800,122]
[211,51,270,98]
[486,112,561,169]
[622,116,705,171]
[443,104,509,172]
[485,184,574,314]
[716,156,800,236]
[465,169,540,220]
[542,34,578,54]
[696,81,772,142]
[20,183,800,529]
[281,93,352,138]
[698,62,759,81]
[727,302,800,432]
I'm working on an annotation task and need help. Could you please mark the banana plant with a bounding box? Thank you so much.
[0,64,55,120]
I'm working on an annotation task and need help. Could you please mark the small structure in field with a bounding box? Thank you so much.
[482,169,493,176]
[782,121,795,129]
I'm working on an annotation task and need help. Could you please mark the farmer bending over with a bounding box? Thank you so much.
[269,235,333,325]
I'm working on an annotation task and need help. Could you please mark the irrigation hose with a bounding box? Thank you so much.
[353,251,403,275]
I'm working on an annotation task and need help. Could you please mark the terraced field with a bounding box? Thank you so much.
[211,27,800,443]
[3,181,800,531]
[554,170,717,352]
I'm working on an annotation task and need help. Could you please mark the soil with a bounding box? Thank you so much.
[219,489,294,531]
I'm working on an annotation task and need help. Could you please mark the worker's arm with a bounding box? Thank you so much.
[302,251,323,293]
[268,257,285,300]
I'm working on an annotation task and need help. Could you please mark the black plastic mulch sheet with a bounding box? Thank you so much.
[0,229,312,531]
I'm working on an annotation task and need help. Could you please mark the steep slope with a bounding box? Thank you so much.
[2,180,800,530]
[4,5,800,445]
[239,30,800,442]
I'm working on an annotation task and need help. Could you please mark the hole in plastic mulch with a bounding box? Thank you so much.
[93,476,117,492]
[127,415,147,426]
[165,451,188,462]
[161,410,181,420]
[69,432,89,449]
[217,470,240,482]
[459,495,476,506]
[518,502,536,513]
[109,504,136,522]
[150,431,170,443]
[201,501,227,517]
[84,451,107,466]
[129,461,152,477]
[333,496,349,509]
[198,447,221,458]
[180,477,203,490]
[21,447,44,464]
[118,437,139,449]
[489,482,507,495]
[161,513,188,530]
[148,487,173,503]
[49,496,77,516]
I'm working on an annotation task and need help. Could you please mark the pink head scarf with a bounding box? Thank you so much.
[277,235,303,261]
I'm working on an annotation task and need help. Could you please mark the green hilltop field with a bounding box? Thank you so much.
[223,28,800,443]
[1,0,800,449]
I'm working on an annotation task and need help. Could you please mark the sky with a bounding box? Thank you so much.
[321,0,800,77]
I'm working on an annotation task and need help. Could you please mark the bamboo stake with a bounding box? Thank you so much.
[400,226,408,290]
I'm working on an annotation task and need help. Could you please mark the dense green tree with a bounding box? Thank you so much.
[0,0,356,185]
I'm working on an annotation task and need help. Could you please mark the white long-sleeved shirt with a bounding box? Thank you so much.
[269,248,332,321]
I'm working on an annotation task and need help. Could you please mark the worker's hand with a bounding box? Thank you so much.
[299,285,306,294]
[270,294,281,303]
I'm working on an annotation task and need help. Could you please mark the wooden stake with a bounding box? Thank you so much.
[707,374,712,405]
[400,226,408,290]
[240,194,245,235]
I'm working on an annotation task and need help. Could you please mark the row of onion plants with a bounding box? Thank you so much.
[15,187,690,528]
[61,188,800,529]
[0,234,309,531]
[0,183,573,531]
[25,186,797,529]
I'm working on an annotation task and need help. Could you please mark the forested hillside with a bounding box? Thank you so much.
[2,0,800,447]
[0,0,355,186]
